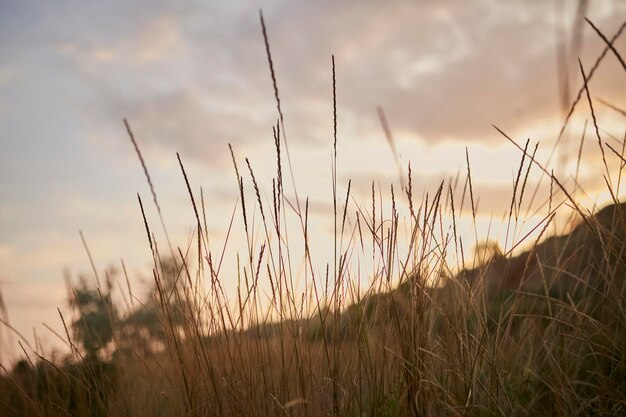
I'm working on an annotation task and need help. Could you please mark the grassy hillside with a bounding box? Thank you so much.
[2,181,625,417]
[1,16,626,417]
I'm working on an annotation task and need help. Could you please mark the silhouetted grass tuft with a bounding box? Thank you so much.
[1,13,626,417]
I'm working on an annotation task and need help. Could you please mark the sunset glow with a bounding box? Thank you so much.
[1,0,625,365]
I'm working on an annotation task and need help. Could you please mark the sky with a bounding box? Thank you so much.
[0,0,625,363]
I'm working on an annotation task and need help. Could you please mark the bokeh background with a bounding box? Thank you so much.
[1,0,625,363]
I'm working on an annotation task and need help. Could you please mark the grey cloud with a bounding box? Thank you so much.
[243,1,625,143]
[13,0,624,167]
[243,1,612,146]
[106,90,274,164]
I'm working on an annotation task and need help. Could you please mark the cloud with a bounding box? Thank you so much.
[57,15,186,69]
[248,0,626,145]
[2,0,625,363]
[49,0,624,171]
[105,90,273,165]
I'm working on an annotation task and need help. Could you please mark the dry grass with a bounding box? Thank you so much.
[1,13,626,417]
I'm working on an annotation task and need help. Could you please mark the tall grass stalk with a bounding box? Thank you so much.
[2,14,626,417]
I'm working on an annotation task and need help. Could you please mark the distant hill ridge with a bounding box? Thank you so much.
[457,202,626,299]
[242,202,626,340]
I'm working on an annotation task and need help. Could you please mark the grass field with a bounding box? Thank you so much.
[1,13,625,417]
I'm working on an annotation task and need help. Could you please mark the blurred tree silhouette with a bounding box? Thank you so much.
[66,257,191,358]
[474,240,503,265]
[69,272,117,360]
[120,257,189,355]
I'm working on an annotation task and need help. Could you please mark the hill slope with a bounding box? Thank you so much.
[457,202,626,300]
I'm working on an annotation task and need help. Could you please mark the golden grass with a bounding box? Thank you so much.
[1,13,626,417]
